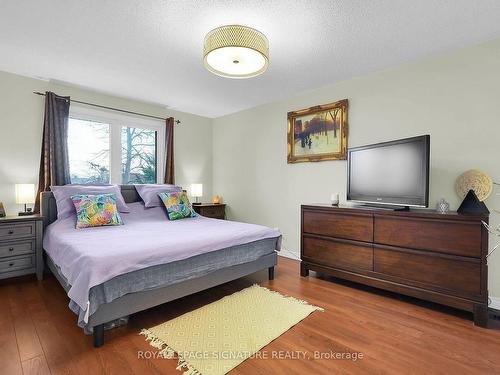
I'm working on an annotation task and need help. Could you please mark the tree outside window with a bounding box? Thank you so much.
[121,127,156,184]
[68,118,158,185]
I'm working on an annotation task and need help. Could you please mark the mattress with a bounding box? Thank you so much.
[43,201,281,324]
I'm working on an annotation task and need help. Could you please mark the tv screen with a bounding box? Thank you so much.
[347,135,430,207]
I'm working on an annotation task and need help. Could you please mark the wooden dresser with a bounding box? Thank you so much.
[300,204,489,326]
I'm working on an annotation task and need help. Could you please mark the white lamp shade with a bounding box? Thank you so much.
[15,184,35,204]
[190,184,203,198]
[205,46,268,78]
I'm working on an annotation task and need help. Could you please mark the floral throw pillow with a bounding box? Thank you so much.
[158,191,197,220]
[71,194,124,229]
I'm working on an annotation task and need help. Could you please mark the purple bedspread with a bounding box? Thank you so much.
[43,202,281,320]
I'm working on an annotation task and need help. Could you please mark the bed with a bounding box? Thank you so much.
[41,185,280,347]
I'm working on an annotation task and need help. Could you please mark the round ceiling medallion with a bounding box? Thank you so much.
[203,25,269,79]
[455,169,493,202]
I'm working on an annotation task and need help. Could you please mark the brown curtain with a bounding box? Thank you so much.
[163,117,175,184]
[34,92,71,213]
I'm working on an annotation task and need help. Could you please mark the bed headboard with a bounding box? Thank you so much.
[40,185,142,226]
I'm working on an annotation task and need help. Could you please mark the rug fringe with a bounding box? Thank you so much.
[177,359,202,375]
[140,329,202,375]
[140,329,176,358]
[255,284,325,312]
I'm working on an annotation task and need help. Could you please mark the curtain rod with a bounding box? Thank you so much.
[33,91,181,124]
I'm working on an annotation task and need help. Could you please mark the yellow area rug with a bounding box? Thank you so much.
[140,284,323,375]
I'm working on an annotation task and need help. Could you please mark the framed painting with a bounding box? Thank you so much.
[287,99,348,163]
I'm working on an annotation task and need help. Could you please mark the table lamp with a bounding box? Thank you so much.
[190,183,203,205]
[15,183,35,216]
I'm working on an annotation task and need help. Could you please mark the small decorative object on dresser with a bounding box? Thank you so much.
[436,198,450,213]
[458,190,489,215]
[287,99,348,163]
[330,193,339,206]
[455,170,492,214]
[212,195,222,204]
[192,203,226,219]
[456,169,493,201]
[0,202,5,218]
[0,215,43,281]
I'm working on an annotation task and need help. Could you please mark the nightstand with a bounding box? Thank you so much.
[192,204,226,219]
[0,215,43,281]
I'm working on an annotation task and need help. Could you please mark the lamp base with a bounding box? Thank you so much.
[192,202,202,205]
[18,211,33,216]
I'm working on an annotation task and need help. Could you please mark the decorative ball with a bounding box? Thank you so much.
[455,170,493,202]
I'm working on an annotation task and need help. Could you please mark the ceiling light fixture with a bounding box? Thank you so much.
[203,25,269,79]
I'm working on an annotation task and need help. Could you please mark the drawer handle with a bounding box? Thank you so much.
[9,262,14,267]
[8,230,14,235]
[9,247,14,252]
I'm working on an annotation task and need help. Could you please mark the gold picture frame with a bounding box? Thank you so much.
[287,99,348,163]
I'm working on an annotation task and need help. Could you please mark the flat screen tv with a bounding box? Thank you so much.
[347,135,430,208]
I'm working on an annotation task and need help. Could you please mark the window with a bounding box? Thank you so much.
[68,106,164,185]
[68,119,110,184]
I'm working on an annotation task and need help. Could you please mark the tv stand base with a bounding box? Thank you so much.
[351,204,410,211]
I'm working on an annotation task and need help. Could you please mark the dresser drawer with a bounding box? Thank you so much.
[374,247,481,297]
[0,255,35,274]
[0,240,34,258]
[202,207,223,217]
[0,223,36,240]
[302,210,373,242]
[303,236,373,272]
[196,205,225,219]
[374,216,482,257]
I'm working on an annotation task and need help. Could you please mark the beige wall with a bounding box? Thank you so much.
[2,39,499,297]
[0,70,213,215]
[213,39,500,297]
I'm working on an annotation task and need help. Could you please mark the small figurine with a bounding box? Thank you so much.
[436,198,450,214]
[330,193,339,206]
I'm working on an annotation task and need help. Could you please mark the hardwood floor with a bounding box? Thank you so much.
[1,256,499,375]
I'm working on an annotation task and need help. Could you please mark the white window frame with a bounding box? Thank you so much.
[69,104,165,184]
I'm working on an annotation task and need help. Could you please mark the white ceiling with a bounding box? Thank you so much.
[1,1,500,118]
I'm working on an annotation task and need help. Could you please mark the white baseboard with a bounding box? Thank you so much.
[489,296,500,310]
[277,248,300,261]
[278,253,300,261]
